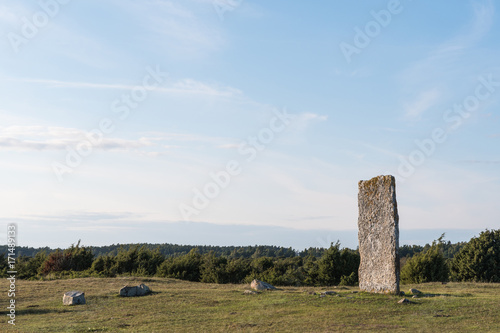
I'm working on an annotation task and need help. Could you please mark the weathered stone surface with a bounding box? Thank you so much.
[119,283,151,297]
[358,175,400,294]
[243,290,258,295]
[398,298,411,304]
[409,288,422,295]
[250,279,276,291]
[63,291,85,305]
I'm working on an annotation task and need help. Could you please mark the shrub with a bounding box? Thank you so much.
[157,248,202,281]
[317,243,359,286]
[90,255,117,277]
[401,235,448,284]
[40,241,93,275]
[339,272,357,286]
[17,252,47,279]
[200,252,230,284]
[450,229,500,282]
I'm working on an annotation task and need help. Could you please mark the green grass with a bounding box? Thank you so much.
[1,277,499,332]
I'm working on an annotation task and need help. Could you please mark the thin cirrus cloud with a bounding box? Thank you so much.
[110,0,225,53]
[399,1,495,114]
[459,160,500,164]
[0,126,240,153]
[0,126,152,152]
[404,88,442,119]
[5,77,243,98]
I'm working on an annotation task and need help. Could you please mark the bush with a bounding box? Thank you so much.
[157,248,202,281]
[401,235,448,284]
[17,252,47,279]
[40,241,93,275]
[200,252,230,284]
[90,255,117,277]
[450,229,500,282]
[317,243,359,286]
[0,254,7,278]
[339,272,357,286]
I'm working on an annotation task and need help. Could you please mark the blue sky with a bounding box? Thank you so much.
[0,0,499,249]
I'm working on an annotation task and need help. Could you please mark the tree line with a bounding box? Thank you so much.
[1,229,498,285]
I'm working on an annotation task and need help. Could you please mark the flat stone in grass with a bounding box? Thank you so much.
[63,291,86,305]
[398,298,412,304]
[119,283,151,297]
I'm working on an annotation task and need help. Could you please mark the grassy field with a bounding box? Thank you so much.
[1,277,499,332]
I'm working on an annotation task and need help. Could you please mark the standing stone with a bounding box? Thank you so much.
[63,291,86,305]
[358,175,400,294]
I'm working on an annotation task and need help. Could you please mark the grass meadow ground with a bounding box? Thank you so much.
[1,277,499,332]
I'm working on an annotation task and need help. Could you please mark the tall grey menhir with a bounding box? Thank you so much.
[357,175,400,294]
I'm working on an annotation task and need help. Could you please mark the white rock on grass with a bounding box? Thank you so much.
[250,279,276,291]
[120,283,151,297]
[63,291,86,305]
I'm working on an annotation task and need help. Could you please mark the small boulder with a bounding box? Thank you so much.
[322,291,337,296]
[398,298,412,304]
[409,288,422,295]
[120,283,151,297]
[63,291,85,306]
[243,290,258,295]
[250,279,276,291]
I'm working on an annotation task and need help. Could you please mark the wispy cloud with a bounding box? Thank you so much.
[5,77,242,98]
[459,160,500,164]
[0,126,238,153]
[290,112,328,131]
[218,143,240,149]
[0,126,151,152]
[399,1,495,113]
[437,0,495,55]
[404,88,441,119]
[111,0,225,55]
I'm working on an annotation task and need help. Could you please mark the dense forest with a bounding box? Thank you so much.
[1,229,498,285]
[0,239,466,261]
